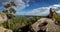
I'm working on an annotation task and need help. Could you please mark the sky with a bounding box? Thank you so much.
[0,0,60,16]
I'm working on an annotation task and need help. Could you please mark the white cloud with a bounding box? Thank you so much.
[49,4,60,9]
[1,0,29,10]
[25,7,49,16]
[25,4,60,16]
[14,0,26,10]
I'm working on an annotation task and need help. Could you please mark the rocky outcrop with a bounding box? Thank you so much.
[0,27,12,32]
[30,18,60,32]
[0,12,7,25]
[0,12,12,32]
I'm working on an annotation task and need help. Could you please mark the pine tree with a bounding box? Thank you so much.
[3,2,16,29]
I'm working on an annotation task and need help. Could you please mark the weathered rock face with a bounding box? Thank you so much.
[0,12,7,24]
[0,27,12,32]
[30,18,60,32]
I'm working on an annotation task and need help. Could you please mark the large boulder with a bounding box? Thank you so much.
[0,12,7,25]
[30,18,60,32]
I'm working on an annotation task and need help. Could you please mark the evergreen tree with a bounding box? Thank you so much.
[3,2,16,29]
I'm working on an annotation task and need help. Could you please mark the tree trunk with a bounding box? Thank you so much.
[7,19,10,29]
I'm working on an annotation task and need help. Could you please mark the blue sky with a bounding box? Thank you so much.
[20,0,59,11]
[0,0,60,16]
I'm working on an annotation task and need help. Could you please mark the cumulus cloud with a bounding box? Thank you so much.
[49,4,60,10]
[25,7,49,16]
[25,4,60,16]
[14,0,26,10]
[1,0,29,10]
